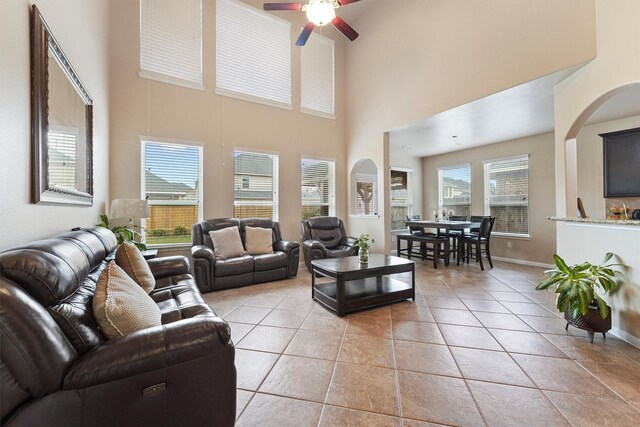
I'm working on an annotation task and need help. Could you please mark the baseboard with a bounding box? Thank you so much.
[491,256,554,269]
[610,327,640,349]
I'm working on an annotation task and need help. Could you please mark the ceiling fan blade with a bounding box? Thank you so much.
[263,3,303,11]
[337,0,361,6]
[296,22,315,46]
[331,16,359,41]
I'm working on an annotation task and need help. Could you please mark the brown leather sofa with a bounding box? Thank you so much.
[191,218,299,292]
[0,227,236,427]
[301,216,358,272]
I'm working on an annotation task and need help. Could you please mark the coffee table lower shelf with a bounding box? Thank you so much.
[313,276,413,316]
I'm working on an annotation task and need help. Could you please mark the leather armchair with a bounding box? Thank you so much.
[192,218,299,292]
[0,227,236,427]
[301,216,358,272]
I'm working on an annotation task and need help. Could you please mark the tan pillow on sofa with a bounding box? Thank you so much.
[208,227,245,259]
[115,242,155,293]
[245,226,274,255]
[93,262,162,340]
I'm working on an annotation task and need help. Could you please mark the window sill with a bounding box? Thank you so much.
[491,233,531,240]
[301,107,335,120]
[350,214,380,219]
[146,243,192,250]
[138,70,204,91]
[215,88,292,110]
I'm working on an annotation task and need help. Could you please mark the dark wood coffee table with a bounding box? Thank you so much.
[311,255,415,317]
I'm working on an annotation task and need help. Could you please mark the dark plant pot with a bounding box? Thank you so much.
[564,304,612,343]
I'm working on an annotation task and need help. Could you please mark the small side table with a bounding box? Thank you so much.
[141,249,158,260]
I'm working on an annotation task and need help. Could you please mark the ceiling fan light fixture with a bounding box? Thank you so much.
[305,0,336,26]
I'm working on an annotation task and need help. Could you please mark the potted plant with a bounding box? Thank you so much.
[96,214,147,251]
[536,253,625,342]
[354,234,375,264]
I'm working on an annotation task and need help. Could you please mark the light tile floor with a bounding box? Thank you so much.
[200,260,640,427]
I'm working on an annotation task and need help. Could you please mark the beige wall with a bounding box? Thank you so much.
[576,115,640,219]
[345,0,596,253]
[0,0,110,251]
[421,133,557,264]
[108,0,347,251]
[554,0,640,216]
[554,0,640,343]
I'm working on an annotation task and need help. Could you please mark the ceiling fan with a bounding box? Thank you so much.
[263,0,361,46]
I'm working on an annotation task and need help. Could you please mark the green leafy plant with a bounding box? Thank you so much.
[536,253,625,319]
[354,233,375,252]
[173,225,188,236]
[96,214,146,251]
[149,229,167,238]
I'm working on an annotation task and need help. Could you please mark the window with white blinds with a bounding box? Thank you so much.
[48,127,78,190]
[234,150,279,220]
[390,169,412,230]
[139,0,202,89]
[141,139,203,245]
[216,0,291,108]
[484,155,529,236]
[438,164,471,218]
[301,32,334,117]
[301,158,335,220]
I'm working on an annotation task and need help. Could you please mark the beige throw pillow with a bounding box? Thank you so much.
[93,262,162,340]
[208,227,245,259]
[245,226,274,255]
[115,241,155,293]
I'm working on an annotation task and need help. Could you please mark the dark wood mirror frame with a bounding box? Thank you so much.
[31,5,93,205]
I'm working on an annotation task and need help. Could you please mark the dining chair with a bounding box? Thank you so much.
[448,215,468,260]
[456,216,495,270]
[469,215,485,234]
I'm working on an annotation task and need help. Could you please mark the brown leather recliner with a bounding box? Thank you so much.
[0,227,236,427]
[191,218,300,293]
[301,216,358,272]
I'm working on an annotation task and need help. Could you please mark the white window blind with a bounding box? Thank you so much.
[216,0,291,108]
[142,139,203,245]
[301,32,334,117]
[484,156,529,236]
[438,164,471,218]
[234,150,279,220]
[390,169,411,230]
[140,0,202,89]
[301,158,335,220]
[48,128,78,189]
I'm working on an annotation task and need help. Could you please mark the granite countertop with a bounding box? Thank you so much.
[547,216,640,226]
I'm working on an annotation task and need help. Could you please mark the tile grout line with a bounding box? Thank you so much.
[317,309,351,427]
[235,291,316,423]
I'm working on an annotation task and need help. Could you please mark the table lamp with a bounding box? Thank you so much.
[109,199,150,225]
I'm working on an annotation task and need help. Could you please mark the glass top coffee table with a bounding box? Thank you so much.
[311,255,415,317]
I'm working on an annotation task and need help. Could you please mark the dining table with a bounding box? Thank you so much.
[404,220,477,238]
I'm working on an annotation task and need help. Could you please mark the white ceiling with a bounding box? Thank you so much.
[388,68,640,158]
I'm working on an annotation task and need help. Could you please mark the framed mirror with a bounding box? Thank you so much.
[31,5,93,205]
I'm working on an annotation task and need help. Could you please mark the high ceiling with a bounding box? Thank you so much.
[388,66,640,158]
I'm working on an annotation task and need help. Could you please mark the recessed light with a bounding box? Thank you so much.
[400,145,414,150]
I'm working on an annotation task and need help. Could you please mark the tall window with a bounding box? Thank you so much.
[391,169,412,230]
[301,32,335,117]
[484,155,529,236]
[216,0,291,108]
[301,158,335,220]
[355,174,377,216]
[438,164,471,218]
[142,139,203,245]
[233,150,279,220]
[139,0,203,89]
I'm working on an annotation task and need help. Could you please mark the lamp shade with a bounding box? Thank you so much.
[109,199,150,219]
